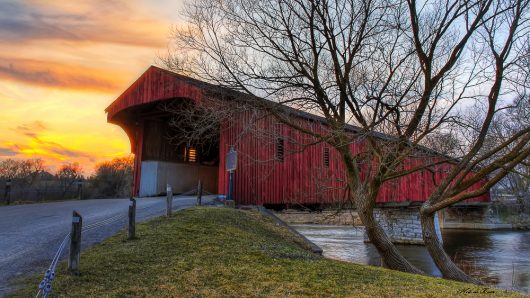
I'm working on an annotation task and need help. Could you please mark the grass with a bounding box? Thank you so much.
[10,207,523,297]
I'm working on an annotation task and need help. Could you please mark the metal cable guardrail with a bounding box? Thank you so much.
[35,212,129,298]
[35,233,69,298]
[34,191,205,297]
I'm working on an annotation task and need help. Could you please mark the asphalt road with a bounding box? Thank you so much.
[0,195,215,296]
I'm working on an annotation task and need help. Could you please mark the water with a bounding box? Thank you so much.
[292,224,530,293]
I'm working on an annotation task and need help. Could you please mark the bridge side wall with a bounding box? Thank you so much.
[218,112,490,206]
[365,207,442,245]
[139,161,218,197]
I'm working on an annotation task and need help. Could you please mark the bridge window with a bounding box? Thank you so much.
[276,137,284,162]
[323,147,330,168]
[184,146,197,163]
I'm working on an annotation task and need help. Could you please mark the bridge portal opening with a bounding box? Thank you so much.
[138,98,220,196]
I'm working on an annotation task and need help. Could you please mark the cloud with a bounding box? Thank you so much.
[15,121,48,134]
[14,121,47,139]
[0,147,18,157]
[0,57,125,92]
[10,139,96,162]
[0,0,169,48]
[8,120,97,162]
[0,8,80,42]
[34,138,89,159]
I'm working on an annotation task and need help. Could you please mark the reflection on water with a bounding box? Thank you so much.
[293,224,530,293]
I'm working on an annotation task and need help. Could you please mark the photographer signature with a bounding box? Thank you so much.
[458,287,496,294]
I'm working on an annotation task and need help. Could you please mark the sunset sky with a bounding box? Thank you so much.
[0,0,184,174]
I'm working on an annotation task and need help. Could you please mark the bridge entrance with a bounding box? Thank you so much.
[136,99,220,196]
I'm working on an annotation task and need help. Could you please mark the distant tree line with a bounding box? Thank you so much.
[0,156,133,204]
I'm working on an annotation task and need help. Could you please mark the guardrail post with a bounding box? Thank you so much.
[166,184,172,217]
[197,180,202,206]
[128,197,136,240]
[68,210,82,274]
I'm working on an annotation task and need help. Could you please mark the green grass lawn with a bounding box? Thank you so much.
[10,207,523,297]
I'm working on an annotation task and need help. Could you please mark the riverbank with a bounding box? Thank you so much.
[9,208,522,297]
[293,224,530,293]
[276,205,530,230]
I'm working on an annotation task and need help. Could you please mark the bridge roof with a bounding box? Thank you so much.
[106,65,448,159]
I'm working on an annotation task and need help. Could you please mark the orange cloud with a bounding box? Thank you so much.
[12,120,48,140]
[0,0,171,48]
[5,120,96,162]
[0,57,127,92]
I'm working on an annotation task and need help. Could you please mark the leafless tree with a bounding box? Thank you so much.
[489,97,529,199]
[472,96,530,228]
[165,0,530,282]
[412,0,530,282]
[0,158,46,189]
[56,162,83,198]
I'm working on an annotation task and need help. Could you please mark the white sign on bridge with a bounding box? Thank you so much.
[226,147,237,172]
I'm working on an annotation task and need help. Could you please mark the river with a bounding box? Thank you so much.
[292,224,530,293]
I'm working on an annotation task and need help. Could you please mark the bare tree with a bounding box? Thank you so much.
[0,158,46,189]
[490,99,530,227]
[56,163,83,198]
[489,97,529,199]
[165,0,530,282]
[0,158,46,203]
[412,0,530,282]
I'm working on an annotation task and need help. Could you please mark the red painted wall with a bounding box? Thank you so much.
[218,112,490,205]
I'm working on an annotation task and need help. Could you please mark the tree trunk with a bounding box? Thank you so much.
[336,143,423,274]
[357,197,424,274]
[420,208,482,284]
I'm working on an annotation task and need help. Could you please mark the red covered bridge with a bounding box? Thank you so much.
[106,66,489,208]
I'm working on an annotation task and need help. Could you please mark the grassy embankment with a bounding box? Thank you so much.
[10,207,522,297]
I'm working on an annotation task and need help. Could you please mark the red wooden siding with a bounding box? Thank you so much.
[218,112,490,205]
[107,66,490,203]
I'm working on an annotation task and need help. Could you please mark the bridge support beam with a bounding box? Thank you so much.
[364,207,442,245]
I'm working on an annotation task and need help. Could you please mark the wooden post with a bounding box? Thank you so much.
[166,184,172,217]
[68,210,82,274]
[4,179,11,205]
[128,197,136,240]
[197,180,202,206]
